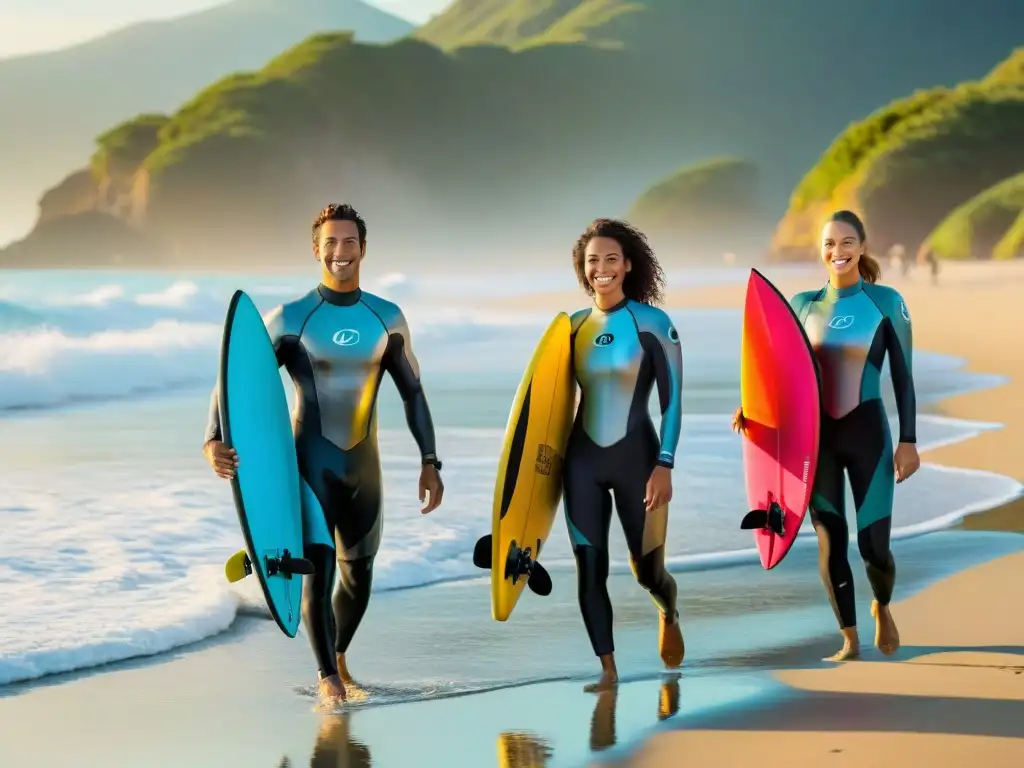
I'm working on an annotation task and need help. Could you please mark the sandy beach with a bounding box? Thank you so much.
[570,259,1024,767]
[0,260,1021,768]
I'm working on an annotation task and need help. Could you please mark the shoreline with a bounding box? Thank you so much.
[477,260,1024,534]
[598,261,1024,766]
[0,261,1021,767]
[1,262,1021,692]
[0,530,1020,768]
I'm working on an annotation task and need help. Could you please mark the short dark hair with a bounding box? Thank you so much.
[572,218,666,305]
[312,203,366,246]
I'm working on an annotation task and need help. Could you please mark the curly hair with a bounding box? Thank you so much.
[312,203,367,246]
[572,218,665,305]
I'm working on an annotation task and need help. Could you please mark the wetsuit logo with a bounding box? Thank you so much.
[828,315,855,330]
[900,302,911,323]
[594,333,614,347]
[668,325,680,344]
[332,329,361,346]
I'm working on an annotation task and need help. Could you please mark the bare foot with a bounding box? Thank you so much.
[872,600,901,655]
[318,674,347,708]
[584,671,619,693]
[824,628,860,662]
[336,653,369,701]
[659,611,684,668]
[585,653,619,693]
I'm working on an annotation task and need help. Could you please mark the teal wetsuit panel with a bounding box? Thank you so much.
[562,298,683,657]
[791,279,915,629]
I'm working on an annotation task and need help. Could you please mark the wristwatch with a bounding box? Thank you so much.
[422,453,443,472]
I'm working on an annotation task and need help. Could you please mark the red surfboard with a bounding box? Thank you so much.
[739,269,821,570]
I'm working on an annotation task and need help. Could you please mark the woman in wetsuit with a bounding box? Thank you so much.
[564,218,685,692]
[733,210,920,662]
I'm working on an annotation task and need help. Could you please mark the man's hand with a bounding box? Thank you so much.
[204,439,238,480]
[419,464,444,514]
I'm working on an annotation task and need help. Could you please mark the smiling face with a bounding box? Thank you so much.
[315,219,364,286]
[584,236,631,303]
[821,220,863,285]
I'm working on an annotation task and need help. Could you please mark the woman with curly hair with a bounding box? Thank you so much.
[563,218,685,692]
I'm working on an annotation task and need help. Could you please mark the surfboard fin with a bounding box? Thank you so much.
[505,540,551,597]
[526,562,552,596]
[224,549,252,583]
[473,534,493,570]
[267,550,315,579]
[740,502,785,536]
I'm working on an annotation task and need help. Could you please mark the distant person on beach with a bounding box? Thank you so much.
[888,243,908,278]
[562,218,685,692]
[732,209,920,662]
[917,243,940,285]
[202,203,444,707]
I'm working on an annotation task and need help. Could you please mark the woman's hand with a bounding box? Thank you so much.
[645,466,673,512]
[893,442,920,483]
[731,406,746,434]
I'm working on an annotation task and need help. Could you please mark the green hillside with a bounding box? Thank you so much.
[415,0,645,50]
[926,172,1024,260]
[0,0,412,248]
[994,213,1024,260]
[7,1,1024,268]
[774,47,1024,258]
[626,158,767,259]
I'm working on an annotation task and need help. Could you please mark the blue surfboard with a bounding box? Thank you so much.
[218,290,312,638]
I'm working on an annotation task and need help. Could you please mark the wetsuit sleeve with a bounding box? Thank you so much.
[789,293,806,319]
[639,312,684,469]
[381,310,438,462]
[884,292,916,443]
[203,304,287,445]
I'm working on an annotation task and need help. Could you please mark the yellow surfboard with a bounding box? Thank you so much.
[472,312,576,621]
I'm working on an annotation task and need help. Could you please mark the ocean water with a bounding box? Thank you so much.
[0,265,1020,688]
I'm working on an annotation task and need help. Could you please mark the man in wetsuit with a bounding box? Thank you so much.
[202,203,444,705]
[563,218,685,692]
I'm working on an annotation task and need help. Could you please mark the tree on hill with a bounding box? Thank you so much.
[925,171,1024,260]
[773,48,1024,259]
[626,158,767,259]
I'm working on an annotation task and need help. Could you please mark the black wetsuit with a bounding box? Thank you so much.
[564,298,684,657]
[206,284,440,677]
[793,279,915,629]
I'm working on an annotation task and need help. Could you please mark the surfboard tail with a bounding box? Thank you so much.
[471,533,551,596]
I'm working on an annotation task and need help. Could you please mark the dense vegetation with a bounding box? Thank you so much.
[415,0,645,50]
[7,3,1024,267]
[0,0,413,250]
[774,48,1024,258]
[627,158,766,258]
[927,172,1024,260]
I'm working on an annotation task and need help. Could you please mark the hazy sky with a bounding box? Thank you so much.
[0,0,449,58]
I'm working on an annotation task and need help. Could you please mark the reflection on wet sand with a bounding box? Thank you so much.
[309,713,373,768]
[497,731,555,768]
[497,676,682,767]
